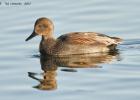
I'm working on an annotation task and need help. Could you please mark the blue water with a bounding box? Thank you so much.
[0,0,140,100]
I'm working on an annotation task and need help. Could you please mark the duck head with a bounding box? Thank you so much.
[26,17,54,41]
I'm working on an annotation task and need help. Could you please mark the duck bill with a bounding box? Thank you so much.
[25,31,37,41]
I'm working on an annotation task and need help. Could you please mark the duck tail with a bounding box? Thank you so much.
[111,37,123,44]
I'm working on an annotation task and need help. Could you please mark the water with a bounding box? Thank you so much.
[0,0,140,100]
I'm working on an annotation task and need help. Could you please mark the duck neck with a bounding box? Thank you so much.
[40,35,56,55]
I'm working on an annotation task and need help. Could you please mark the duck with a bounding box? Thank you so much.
[26,17,122,56]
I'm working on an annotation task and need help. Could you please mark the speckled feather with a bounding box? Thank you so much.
[50,32,122,55]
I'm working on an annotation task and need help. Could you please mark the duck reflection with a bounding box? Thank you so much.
[28,51,120,90]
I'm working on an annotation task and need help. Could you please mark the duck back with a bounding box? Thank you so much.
[50,32,122,55]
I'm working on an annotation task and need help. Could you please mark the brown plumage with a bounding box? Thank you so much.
[26,17,122,56]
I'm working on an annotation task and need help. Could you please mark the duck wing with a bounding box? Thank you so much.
[57,32,122,46]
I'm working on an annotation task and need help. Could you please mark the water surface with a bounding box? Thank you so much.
[0,0,140,100]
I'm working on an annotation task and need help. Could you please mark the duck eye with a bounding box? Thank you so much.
[38,24,47,30]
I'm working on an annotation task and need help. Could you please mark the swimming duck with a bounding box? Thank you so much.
[26,17,122,56]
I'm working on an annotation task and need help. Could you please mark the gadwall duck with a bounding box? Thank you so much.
[26,17,122,56]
